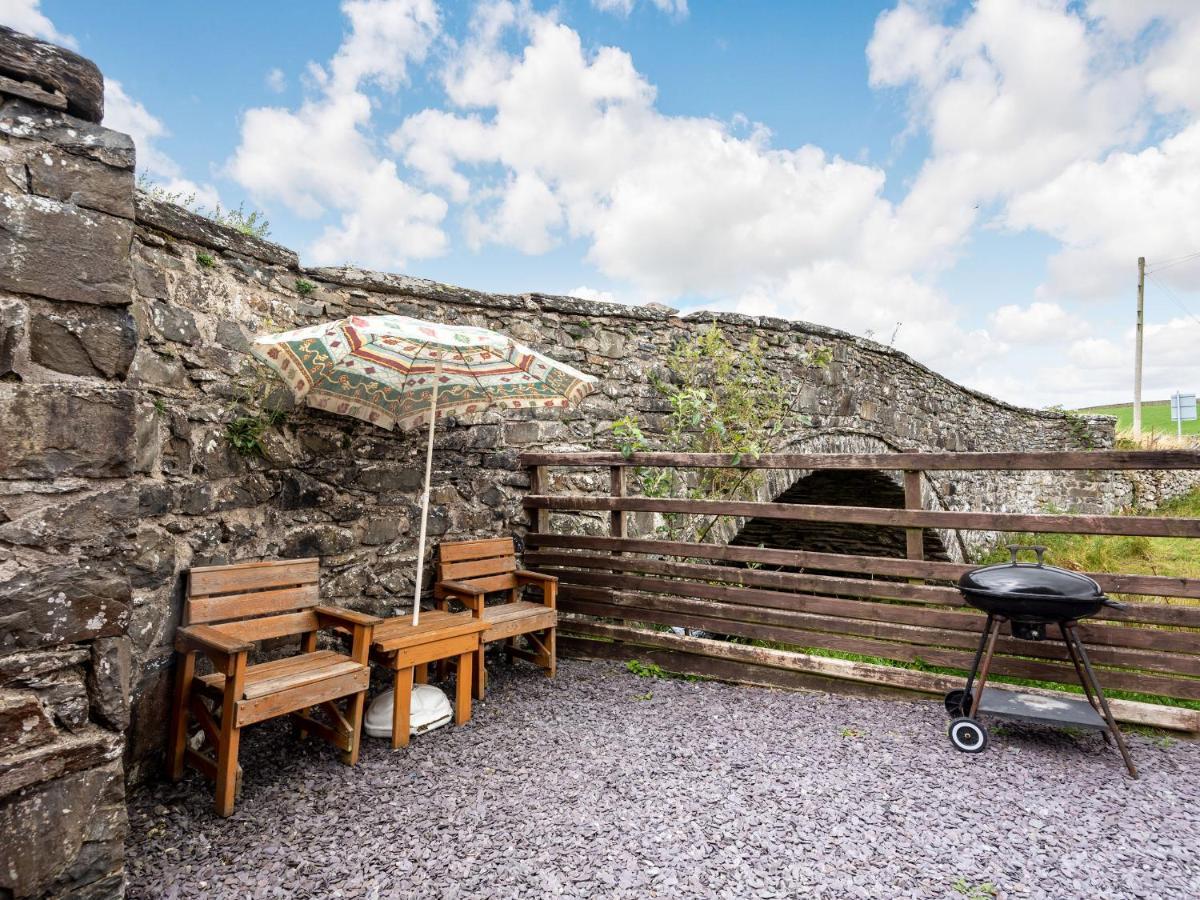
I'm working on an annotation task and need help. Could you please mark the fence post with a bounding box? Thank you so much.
[904,469,924,582]
[610,466,627,544]
[531,465,550,534]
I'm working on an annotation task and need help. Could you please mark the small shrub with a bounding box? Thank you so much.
[294,278,316,296]
[152,397,167,416]
[196,251,215,269]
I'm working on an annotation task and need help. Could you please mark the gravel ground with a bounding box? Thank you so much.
[126,658,1200,899]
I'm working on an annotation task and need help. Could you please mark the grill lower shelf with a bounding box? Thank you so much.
[976,688,1107,731]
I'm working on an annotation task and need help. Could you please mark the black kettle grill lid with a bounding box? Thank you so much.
[959,544,1104,600]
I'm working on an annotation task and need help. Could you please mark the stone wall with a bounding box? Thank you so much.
[2,25,1197,900]
[0,27,131,899]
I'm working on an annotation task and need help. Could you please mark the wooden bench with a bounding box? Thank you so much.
[168,558,380,816]
[434,538,557,699]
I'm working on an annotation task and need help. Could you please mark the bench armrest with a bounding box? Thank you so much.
[438,579,487,598]
[515,570,557,584]
[314,606,382,628]
[175,624,253,656]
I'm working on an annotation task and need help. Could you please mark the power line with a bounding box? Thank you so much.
[1147,272,1200,329]
[1146,250,1200,275]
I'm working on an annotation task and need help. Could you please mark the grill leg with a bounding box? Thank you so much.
[968,617,1003,718]
[1060,621,1111,746]
[962,614,994,702]
[1065,623,1138,779]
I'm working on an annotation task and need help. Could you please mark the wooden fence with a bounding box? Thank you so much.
[520,450,1200,732]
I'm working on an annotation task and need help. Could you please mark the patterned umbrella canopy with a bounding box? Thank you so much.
[250,314,598,431]
[251,314,599,626]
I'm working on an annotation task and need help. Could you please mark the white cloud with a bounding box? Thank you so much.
[1005,121,1200,299]
[0,0,76,47]
[591,0,687,18]
[227,0,448,268]
[988,302,1078,345]
[265,67,287,93]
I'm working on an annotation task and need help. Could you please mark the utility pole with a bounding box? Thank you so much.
[1133,256,1145,439]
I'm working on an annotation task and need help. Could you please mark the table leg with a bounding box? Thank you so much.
[392,667,413,750]
[414,663,428,685]
[455,651,472,726]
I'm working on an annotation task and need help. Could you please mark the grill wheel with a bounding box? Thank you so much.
[948,717,989,753]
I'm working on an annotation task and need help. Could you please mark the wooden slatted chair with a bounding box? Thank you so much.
[434,537,557,700]
[168,558,380,816]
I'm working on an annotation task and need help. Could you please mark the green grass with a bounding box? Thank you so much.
[1078,400,1200,436]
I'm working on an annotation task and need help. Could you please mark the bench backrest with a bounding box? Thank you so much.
[186,558,321,642]
[437,538,518,592]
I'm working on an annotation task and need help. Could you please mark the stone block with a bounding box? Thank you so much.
[0,296,28,378]
[23,141,135,220]
[87,637,130,731]
[0,29,106,122]
[132,257,168,299]
[215,319,252,354]
[0,483,134,551]
[127,346,192,390]
[280,524,355,558]
[0,384,134,478]
[0,688,56,753]
[148,300,199,344]
[0,550,130,650]
[29,302,136,378]
[0,758,126,900]
[361,516,402,545]
[276,471,329,509]
[0,194,132,306]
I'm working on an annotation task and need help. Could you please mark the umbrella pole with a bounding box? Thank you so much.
[411,367,440,627]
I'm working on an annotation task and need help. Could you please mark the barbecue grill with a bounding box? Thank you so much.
[944,544,1138,777]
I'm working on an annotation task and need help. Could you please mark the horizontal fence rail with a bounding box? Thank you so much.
[522,450,1200,470]
[522,450,1200,731]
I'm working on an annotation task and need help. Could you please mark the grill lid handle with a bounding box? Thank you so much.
[1007,543,1047,566]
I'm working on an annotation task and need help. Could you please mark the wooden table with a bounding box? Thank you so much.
[370,610,488,749]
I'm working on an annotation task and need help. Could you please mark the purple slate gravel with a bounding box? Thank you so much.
[126,659,1200,899]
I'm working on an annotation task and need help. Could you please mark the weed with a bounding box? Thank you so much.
[137,175,271,238]
[196,251,215,269]
[294,278,316,296]
[952,878,997,899]
[625,659,702,682]
[839,727,862,738]
[152,397,167,416]
[626,660,667,679]
[224,416,267,458]
[633,691,654,702]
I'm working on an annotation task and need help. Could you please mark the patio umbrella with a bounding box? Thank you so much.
[250,314,598,625]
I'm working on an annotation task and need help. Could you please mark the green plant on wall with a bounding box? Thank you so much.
[611,324,831,542]
[138,175,271,238]
[294,278,317,296]
[222,359,290,459]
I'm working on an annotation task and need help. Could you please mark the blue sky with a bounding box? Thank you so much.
[8,1,1200,411]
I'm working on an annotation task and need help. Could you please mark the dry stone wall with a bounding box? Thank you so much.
[1,25,1196,900]
[0,27,131,899]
